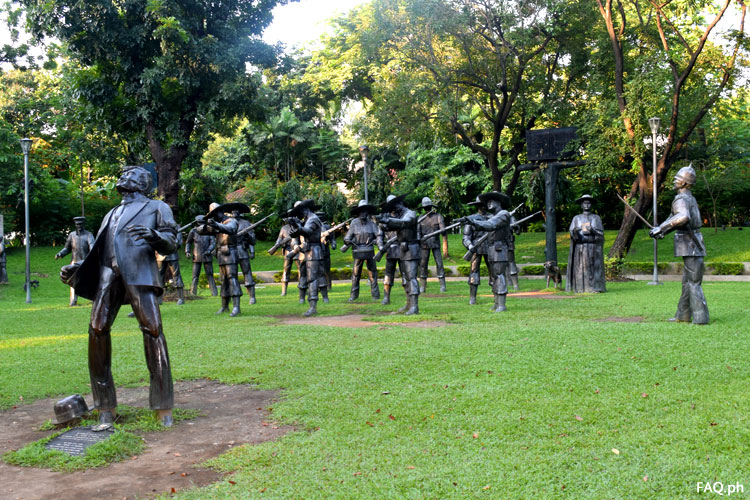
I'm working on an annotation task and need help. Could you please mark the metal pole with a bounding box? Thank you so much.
[363,159,369,204]
[80,157,85,216]
[21,140,32,303]
[647,118,662,286]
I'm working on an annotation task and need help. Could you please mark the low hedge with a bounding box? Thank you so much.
[708,262,744,275]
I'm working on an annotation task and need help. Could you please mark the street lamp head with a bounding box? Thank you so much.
[648,117,660,134]
[19,138,32,154]
[358,144,369,160]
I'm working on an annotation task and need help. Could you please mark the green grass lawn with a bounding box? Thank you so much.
[1,246,749,499]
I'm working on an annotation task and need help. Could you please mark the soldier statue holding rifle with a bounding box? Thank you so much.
[285,199,326,316]
[269,221,298,297]
[185,225,218,296]
[343,200,383,302]
[375,194,420,315]
[648,165,709,324]
[462,197,491,305]
[418,197,448,293]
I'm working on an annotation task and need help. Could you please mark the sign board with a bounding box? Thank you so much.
[45,427,114,457]
[526,127,578,162]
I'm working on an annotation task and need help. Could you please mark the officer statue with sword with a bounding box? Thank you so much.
[647,165,709,324]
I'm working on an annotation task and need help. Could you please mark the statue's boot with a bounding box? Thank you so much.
[405,295,419,315]
[190,278,198,296]
[439,278,447,293]
[230,296,241,317]
[348,290,358,303]
[127,311,136,318]
[321,287,329,303]
[382,285,391,305]
[280,282,288,296]
[469,284,478,305]
[303,299,318,317]
[492,294,507,313]
[419,277,427,293]
[70,290,78,307]
[216,297,229,314]
[248,285,256,305]
[98,409,116,425]
[176,288,185,305]
[397,298,409,313]
[299,288,306,304]
[157,409,173,427]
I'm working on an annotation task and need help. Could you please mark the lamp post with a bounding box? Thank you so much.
[358,145,370,203]
[20,138,33,303]
[647,118,662,286]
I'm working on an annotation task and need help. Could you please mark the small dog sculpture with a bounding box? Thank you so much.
[544,261,562,289]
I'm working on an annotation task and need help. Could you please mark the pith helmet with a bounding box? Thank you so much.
[421,197,434,208]
[73,216,86,223]
[380,194,406,211]
[674,164,696,185]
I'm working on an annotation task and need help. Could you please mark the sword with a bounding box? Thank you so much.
[616,193,654,229]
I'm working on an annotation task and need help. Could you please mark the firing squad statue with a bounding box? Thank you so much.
[60,166,176,427]
[55,216,95,306]
[463,191,513,312]
[418,197,448,293]
[376,194,420,315]
[197,203,243,317]
[285,199,326,316]
[343,200,383,302]
[462,197,492,305]
[649,165,709,324]
[234,210,257,305]
[185,225,218,296]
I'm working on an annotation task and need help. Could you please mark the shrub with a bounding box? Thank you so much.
[708,262,744,275]
[520,265,545,276]
[605,257,624,280]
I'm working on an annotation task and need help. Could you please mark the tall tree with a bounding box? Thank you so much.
[590,0,747,257]
[19,0,288,207]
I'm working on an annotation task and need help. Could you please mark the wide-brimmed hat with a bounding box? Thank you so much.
[467,196,483,207]
[207,202,250,220]
[478,191,511,210]
[286,199,319,218]
[350,199,377,216]
[380,194,406,212]
[575,194,595,204]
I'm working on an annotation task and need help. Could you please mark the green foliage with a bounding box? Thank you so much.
[604,257,624,280]
[708,262,744,276]
[520,265,545,276]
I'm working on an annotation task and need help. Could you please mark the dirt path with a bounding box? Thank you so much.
[0,380,291,500]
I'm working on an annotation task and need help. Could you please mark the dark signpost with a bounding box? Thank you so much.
[523,128,585,270]
[45,427,114,456]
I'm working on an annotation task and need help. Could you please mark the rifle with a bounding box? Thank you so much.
[237,213,273,237]
[178,215,206,233]
[374,235,398,262]
[417,209,434,224]
[461,211,541,261]
[322,218,353,240]
[285,243,304,261]
[268,236,291,255]
[420,221,462,243]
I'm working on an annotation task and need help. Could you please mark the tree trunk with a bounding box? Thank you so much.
[146,121,192,209]
[608,171,652,258]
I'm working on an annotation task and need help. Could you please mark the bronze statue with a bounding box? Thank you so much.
[566,195,606,293]
[464,191,512,312]
[317,211,336,303]
[184,227,218,296]
[343,200,382,302]
[60,166,176,427]
[376,194,420,314]
[649,165,709,324]
[462,197,492,305]
[270,222,298,296]
[197,203,244,316]
[285,199,326,316]
[233,210,257,305]
[55,217,96,306]
[156,231,186,305]
[418,197,448,293]
[504,214,521,291]
[0,237,7,284]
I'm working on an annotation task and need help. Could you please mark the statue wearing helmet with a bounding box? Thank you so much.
[649,165,709,324]
[417,197,448,293]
